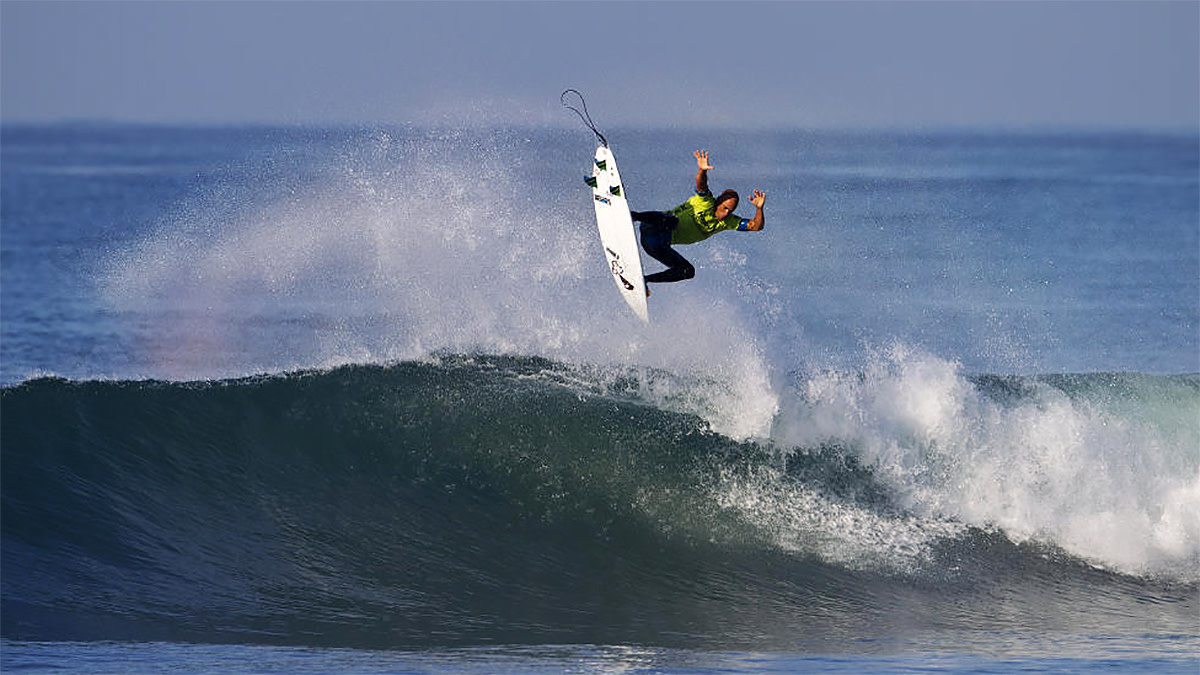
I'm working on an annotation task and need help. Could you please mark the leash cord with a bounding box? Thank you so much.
[560,89,608,147]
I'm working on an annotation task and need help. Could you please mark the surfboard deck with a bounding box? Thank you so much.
[589,145,649,323]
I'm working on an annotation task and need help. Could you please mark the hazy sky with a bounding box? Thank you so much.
[3,1,1197,129]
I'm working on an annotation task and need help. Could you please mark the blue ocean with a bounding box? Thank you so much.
[2,123,1197,673]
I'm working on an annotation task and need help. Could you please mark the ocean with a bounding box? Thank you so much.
[1,123,1197,673]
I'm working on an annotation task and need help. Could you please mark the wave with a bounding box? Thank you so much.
[773,344,1200,580]
[2,355,1196,648]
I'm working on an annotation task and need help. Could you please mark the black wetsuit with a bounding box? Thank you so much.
[631,211,695,284]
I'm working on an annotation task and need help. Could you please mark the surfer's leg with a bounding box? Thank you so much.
[631,210,674,228]
[643,248,695,283]
[639,221,695,284]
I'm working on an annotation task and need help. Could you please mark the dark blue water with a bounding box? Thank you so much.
[2,124,1197,672]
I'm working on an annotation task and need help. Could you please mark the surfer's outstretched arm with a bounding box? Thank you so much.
[746,189,766,231]
[694,150,713,194]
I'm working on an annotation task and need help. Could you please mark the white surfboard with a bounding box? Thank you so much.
[588,145,649,323]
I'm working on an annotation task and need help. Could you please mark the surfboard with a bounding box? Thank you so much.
[588,144,649,323]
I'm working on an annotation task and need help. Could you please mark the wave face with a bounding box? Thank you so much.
[2,356,1196,650]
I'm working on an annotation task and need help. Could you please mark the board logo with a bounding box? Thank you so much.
[594,195,611,205]
[610,258,635,290]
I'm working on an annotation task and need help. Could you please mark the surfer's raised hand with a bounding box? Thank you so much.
[694,150,714,193]
[745,190,766,231]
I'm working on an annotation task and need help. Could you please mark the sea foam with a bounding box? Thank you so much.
[773,343,1200,580]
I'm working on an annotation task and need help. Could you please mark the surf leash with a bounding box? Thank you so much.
[561,89,608,148]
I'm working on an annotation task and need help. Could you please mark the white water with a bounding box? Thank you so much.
[770,344,1200,580]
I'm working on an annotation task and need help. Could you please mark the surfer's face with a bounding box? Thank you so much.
[715,196,738,220]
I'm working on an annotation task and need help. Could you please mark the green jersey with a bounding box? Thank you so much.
[667,190,749,245]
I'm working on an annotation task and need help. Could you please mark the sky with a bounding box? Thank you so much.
[2,1,1197,130]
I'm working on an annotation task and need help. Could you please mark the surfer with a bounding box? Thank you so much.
[632,150,765,289]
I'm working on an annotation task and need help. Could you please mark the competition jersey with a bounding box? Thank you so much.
[667,190,749,244]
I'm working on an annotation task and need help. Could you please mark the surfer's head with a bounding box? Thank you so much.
[715,189,739,219]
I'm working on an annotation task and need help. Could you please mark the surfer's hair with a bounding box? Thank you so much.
[716,189,739,206]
